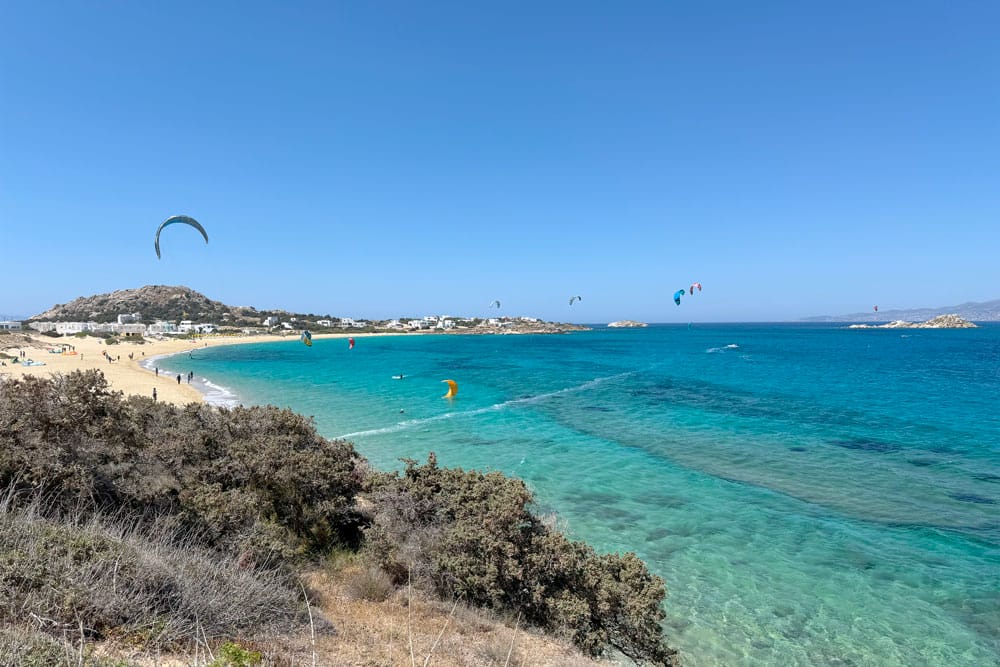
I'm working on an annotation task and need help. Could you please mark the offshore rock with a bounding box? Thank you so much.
[848,314,977,329]
[608,320,648,328]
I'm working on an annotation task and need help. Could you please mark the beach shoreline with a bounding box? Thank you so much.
[0,331,377,406]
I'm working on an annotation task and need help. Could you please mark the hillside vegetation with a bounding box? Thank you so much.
[0,371,678,665]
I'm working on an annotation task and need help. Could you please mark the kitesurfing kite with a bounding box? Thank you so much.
[689,282,702,295]
[489,300,501,309]
[673,289,686,306]
[441,379,458,398]
[154,215,208,259]
[874,305,878,312]
[348,337,355,350]
[569,295,582,306]
[300,330,313,347]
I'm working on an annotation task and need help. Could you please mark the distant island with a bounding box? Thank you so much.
[608,320,648,328]
[848,314,977,329]
[804,298,1000,322]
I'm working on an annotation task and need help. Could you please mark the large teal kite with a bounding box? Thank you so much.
[154,215,208,259]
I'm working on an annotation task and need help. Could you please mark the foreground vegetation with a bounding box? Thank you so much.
[0,370,678,665]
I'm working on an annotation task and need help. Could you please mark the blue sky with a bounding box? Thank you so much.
[2,1,997,322]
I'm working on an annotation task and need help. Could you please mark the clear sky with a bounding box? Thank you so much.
[2,1,997,322]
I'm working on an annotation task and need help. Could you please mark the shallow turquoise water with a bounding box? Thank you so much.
[159,325,1000,666]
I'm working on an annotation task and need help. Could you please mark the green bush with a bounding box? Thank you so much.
[0,370,365,564]
[364,454,678,665]
[209,641,264,666]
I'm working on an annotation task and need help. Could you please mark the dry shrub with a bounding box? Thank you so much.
[344,566,395,602]
[0,493,313,653]
[0,626,73,667]
[478,637,523,666]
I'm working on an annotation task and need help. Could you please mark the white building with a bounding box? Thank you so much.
[114,323,147,337]
[55,322,95,335]
[177,321,216,334]
[29,321,57,333]
[263,316,280,327]
[0,321,22,330]
[117,312,142,325]
[317,319,333,327]
[147,321,178,334]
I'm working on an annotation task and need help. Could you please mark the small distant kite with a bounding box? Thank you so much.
[348,337,355,350]
[673,289,686,306]
[300,330,313,347]
[569,295,582,306]
[489,300,501,309]
[154,215,208,259]
[441,379,458,398]
[873,305,878,312]
[689,283,702,295]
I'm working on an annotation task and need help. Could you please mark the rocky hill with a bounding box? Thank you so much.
[804,299,1000,323]
[29,285,297,325]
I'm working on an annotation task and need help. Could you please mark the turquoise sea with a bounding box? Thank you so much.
[156,325,1000,666]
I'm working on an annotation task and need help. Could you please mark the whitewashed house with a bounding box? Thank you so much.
[148,321,178,334]
[55,322,95,335]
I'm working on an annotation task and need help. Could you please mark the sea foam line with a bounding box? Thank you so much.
[142,351,243,407]
[336,372,632,440]
[706,343,740,353]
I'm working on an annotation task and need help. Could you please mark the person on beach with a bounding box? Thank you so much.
[176,374,181,385]
[155,367,159,377]
[152,388,157,401]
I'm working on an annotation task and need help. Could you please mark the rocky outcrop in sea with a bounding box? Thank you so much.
[848,314,977,329]
[608,320,648,328]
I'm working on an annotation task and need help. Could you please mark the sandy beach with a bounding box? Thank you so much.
[0,331,365,405]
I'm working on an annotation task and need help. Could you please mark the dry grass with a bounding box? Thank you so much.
[0,493,312,664]
[300,567,609,667]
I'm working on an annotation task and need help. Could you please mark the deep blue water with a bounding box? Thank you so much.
[158,325,1000,666]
